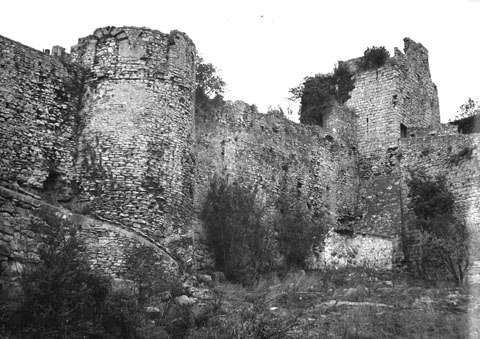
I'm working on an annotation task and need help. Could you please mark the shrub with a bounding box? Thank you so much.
[359,46,390,71]
[294,73,335,126]
[103,246,192,339]
[2,207,110,339]
[275,195,326,269]
[406,170,469,284]
[290,62,354,126]
[125,246,184,306]
[200,176,273,284]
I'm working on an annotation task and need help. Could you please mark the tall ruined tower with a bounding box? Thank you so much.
[347,37,440,155]
[344,38,442,257]
[71,27,197,260]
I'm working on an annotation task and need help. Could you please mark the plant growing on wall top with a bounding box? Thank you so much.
[334,61,355,104]
[449,97,480,133]
[359,46,390,71]
[195,54,227,119]
[290,61,355,126]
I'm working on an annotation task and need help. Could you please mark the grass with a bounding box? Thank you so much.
[188,267,478,338]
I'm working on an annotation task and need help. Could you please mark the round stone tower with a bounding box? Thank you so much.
[71,26,196,261]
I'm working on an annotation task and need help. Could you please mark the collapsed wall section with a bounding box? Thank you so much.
[0,35,83,192]
[71,27,197,262]
[194,102,358,268]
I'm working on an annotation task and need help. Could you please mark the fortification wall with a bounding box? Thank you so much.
[394,38,441,130]
[194,102,359,268]
[398,133,480,279]
[0,186,180,281]
[0,35,83,191]
[346,64,399,154]
[346,38,440,157]
[71,27,197,262]
[344,38,441,250]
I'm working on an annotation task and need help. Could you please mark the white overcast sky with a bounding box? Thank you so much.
[1,0,479,122]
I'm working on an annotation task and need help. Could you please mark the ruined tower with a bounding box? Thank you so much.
[71,27,197,260]
[343,38,442,260]
[347,37,441,155]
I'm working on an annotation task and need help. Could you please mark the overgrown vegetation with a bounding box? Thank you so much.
[105,246,192,339]
[275,195,326,269]
[200,177,274,284]
[359,46,390,71]
[290,61,355,126]
[192,268,475,338]
[0,208,195,339]
[1,204,475,338]
[0,207,110,339]
[450,97,480,134]
[406,170,469,284]
[195,55,227,119]
[453,97,480,121]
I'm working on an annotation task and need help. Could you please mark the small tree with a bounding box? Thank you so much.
[195,55,227,119]
[200,177,273,283]
[196,55,226,98]
[406,171,469,284]
[275,195,326,269]
[449,98,480,133]
[454,97,480,121]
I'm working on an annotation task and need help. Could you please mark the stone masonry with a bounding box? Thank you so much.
[71,27,197,263]
[1,29,479,278]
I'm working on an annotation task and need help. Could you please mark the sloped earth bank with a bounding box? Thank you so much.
[187,269,479,338]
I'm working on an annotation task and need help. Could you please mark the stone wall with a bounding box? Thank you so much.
[346,61,399,155]
[346,37,440,157]
[2,28,476,276]
[394,38,440,130]
[0,26,198,276]
[344,38,441,250]
[0,186,180,280]
[318,231,394,269]
[194,101,359,268]
[398,133,480,276]
[0,189,40,279]
[0,35,83,191]
[70,27,197,263]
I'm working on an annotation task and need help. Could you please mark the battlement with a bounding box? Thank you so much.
[71,26,196,88]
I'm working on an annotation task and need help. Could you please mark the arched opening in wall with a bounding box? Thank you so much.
[400,124,407,138]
